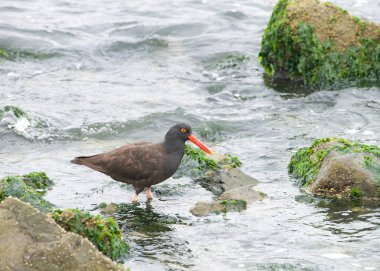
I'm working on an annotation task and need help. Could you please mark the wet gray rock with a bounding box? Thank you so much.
[202,167,259,196]
[190,202,226,217]
[191,169,264,217]
[190,185,265,217]
[0,197,125,271]
[218,185,265,203]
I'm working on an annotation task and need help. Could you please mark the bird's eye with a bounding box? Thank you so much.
[180,128,187,133]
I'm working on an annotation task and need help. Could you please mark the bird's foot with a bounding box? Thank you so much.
[131,193,138,203]
[146,187,153,200]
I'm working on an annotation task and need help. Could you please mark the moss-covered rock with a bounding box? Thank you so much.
[175,144,242,179]
[0,172,129,262]
[206,53,250,70]
[259,0,380,89]
[51,209,129,261]
[0,105,28,120]
[0,48,10,59]
[289,138,380,201]
[0,46,56,61]
[22,172,54,191]
[0,197,126,271]
[185,144,242,170]
[0,105,50,141]
[182,145,264,216]
[0,173,54,212]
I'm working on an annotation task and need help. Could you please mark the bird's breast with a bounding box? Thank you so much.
[162,150,184,178]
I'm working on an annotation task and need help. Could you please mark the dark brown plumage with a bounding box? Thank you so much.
[71,123,212,202]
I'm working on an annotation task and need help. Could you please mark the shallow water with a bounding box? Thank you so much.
[1,0,380,270]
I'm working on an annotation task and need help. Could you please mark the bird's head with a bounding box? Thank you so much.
[165,123,212,155]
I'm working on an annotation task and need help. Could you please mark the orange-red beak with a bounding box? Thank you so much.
[188,134,213,155]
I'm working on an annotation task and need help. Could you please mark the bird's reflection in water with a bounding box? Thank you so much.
[114,201,182,234]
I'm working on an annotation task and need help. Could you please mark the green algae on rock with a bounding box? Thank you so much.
[0,48,9,58]
[259,0,380,89]
[0,105,28,119]
[51,209,130,261]
[22,172,54,192]
[0,198,126,271]
[0,105,47,129]
[177,144,242,178]
[206,53,250,70]
[0,172,129,262]
[0,173,54,212]
[0,46,57,61]
[289,138,380,200]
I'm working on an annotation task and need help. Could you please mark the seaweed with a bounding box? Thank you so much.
[259,0,380,89]
[185,144,242,170]
[288,138,380,187]
[51,209,130,261]
[0,174,54,212]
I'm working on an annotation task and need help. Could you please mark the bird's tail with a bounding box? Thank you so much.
[71,156,87,165]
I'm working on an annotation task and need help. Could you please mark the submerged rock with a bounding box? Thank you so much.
[289,138,380,201]
[97,202,120,215]
[191,186,265,217]
[259,0,380,89]
[0,197,125,271]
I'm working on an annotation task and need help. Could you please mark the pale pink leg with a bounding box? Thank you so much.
[146,187,153,200]
[131,193,138,203]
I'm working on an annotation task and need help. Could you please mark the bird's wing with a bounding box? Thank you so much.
[76,142,164,182]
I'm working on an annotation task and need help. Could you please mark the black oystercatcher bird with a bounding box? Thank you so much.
[71,123,212,202]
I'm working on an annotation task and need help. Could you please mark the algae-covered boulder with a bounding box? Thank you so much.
[175,144,242,179]
[0,197,125,271]
[259,0,380,89]
[0,172,129,262]
[289,138,380,201]
[178,145,254,192]
[51,209,130,261]
[0,46,56,61]
[0,105,48,140]
[0,172,54,212]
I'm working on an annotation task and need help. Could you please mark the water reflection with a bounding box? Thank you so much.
[297,194,380,236]
[113,202,193,270]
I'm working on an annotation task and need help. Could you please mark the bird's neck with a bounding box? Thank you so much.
[163,136,185,154]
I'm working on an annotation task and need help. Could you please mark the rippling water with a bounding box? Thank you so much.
[1,0,380,270]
